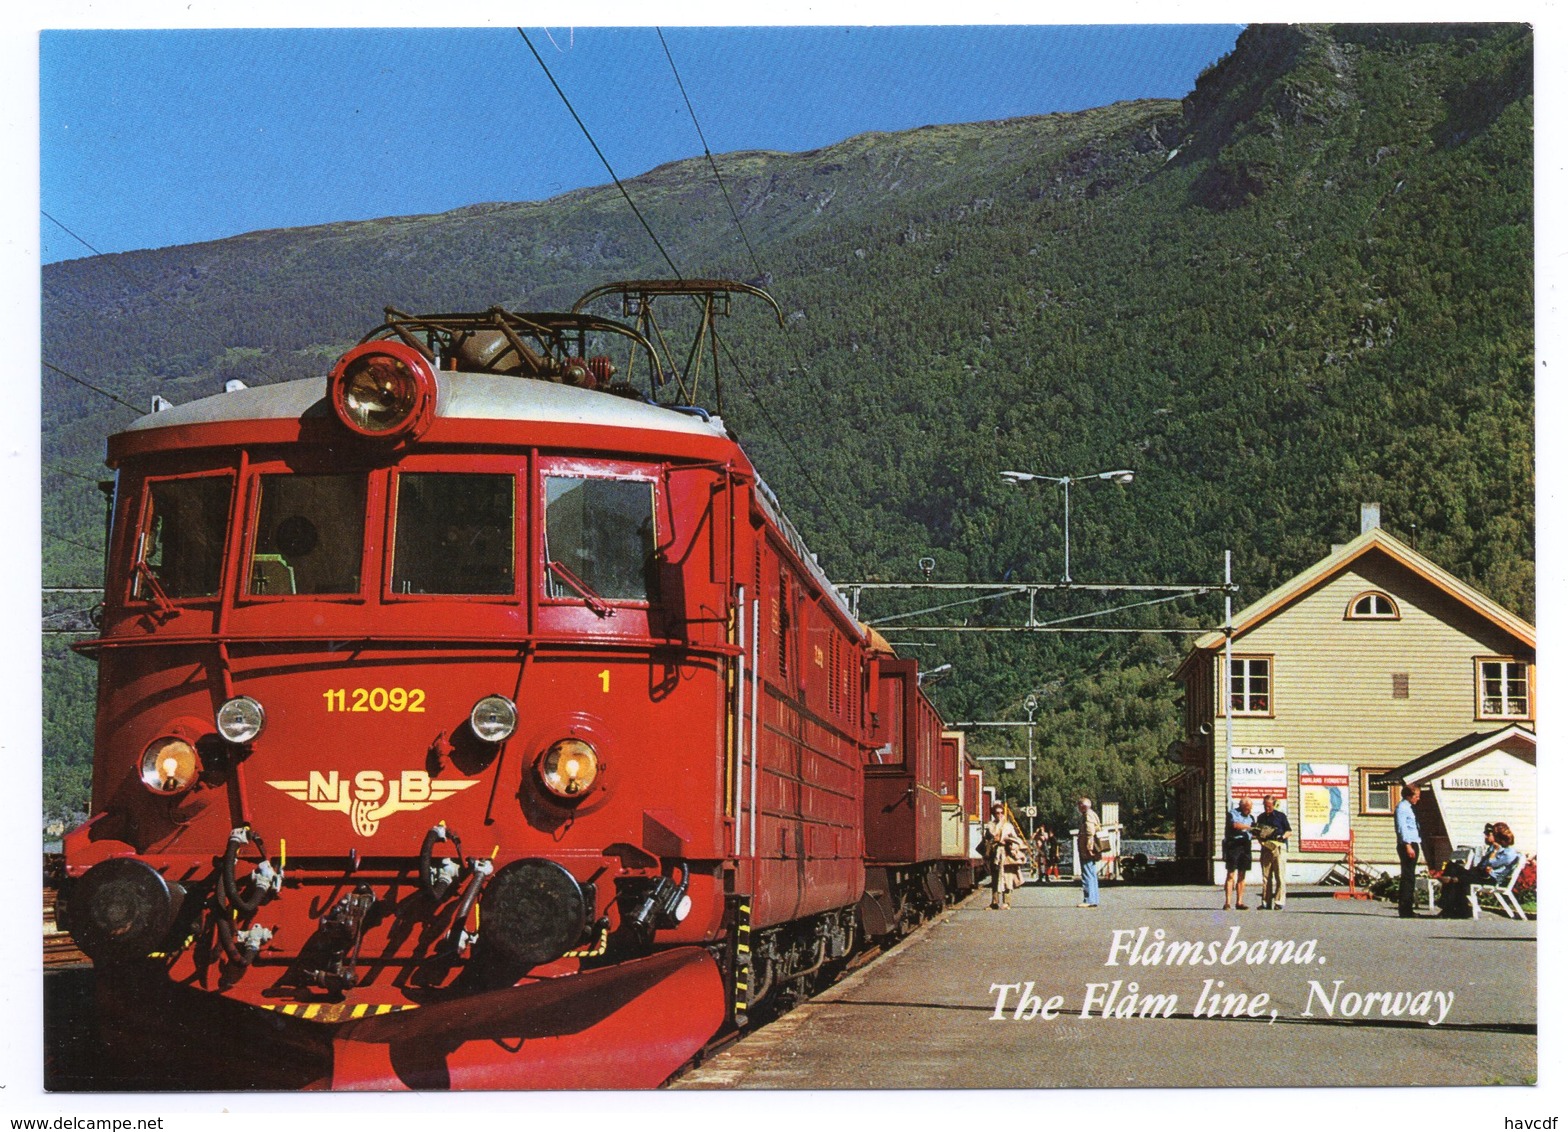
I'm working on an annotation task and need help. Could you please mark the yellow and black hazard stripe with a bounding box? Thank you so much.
[260,1001,417,1022]
[729,895,753,1027]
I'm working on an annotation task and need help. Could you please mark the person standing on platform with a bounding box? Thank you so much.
[1222,798,1254,910]
[1254,795,1291,910]
[984,802,1026,910]
[1395,782,1424,918]
[1076,797,1102,908]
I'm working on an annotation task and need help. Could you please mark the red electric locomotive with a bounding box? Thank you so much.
[59,282,971,1090]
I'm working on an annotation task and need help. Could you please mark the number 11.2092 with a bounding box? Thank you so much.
[323,687,426,713]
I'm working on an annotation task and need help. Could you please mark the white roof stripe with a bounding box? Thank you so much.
[119,372,730,439]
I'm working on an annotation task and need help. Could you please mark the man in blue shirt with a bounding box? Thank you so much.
[1223,798,1254,910]
[1395,782,1423,918]
[1254,795,1291,910]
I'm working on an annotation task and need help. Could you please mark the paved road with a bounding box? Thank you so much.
[674,881,1536,1089]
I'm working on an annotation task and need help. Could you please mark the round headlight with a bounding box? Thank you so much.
[140,736,202,795]
[216,696,266,744]
[328,341,436,439]
[538,738,599,800]
[470,694,518,743]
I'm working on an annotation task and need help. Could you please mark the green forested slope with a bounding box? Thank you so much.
[41,24,1533,837]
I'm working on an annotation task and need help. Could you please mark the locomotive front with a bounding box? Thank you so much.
[61,308,751,1088]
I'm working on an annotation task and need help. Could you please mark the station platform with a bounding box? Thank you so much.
[672,879,1535,1089]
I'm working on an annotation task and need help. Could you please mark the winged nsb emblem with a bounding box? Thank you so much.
[267,769,479,837]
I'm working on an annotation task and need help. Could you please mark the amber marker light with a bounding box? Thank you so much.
[538,738,600,800]
[328,341,437,439]
[140,736,202,795]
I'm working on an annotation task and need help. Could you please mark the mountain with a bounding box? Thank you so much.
[41,24,1534,836]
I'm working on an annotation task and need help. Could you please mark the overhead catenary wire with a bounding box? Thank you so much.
[43,526,104,558]
[46,465,111,485]
[521,26,863,572]
[43,361,143,415]
[655,29,838,406]
[42,209,148,288]
[655,29,764,279]
[42,211,288,389]
[517,28,683,280]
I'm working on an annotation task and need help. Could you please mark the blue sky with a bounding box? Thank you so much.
[39,25,1242,263]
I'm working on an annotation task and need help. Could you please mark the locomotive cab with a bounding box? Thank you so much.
[65,308,743,1058]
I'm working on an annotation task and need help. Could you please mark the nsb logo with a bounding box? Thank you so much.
[267,769,479,837]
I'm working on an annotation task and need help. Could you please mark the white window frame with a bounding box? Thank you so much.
[1346,590,1400,620]
[1475,657,1531,720]
[1223,655,1274,717]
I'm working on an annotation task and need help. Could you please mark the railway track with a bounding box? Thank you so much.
[44,856,89,969]
[44,885,89,969]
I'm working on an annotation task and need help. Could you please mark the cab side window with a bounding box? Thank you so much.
[544,476,657,603]
[135,476,232,599]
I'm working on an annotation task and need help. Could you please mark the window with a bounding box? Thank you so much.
[1360,769,1397,814]
[250,474,366,595]
[1391,673,1410,699]
[543,476,656,602]
[1347,591,1399,619]
[134,476,232,600]
[1476,658,1530,719]
[392,473,515,595]
[872,675,905,766]
[1226,656,1272,715]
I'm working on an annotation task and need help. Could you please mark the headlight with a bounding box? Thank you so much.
[216,696,266,743]
[140,736,202,795]
[327,341,436,439]
[470,694,518,743]
[538,738,599,800]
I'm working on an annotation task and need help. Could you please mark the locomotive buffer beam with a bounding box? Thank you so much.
[325,947,725,1090]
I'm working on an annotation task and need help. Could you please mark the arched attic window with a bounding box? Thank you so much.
[1346,590,1399,620]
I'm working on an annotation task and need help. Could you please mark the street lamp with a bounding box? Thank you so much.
[999,468,1135,583]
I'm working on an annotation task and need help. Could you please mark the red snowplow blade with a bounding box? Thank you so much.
[321,946,725,1090]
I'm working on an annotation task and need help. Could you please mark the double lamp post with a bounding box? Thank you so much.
[998,468,1135,584]
[990,468,1135,829]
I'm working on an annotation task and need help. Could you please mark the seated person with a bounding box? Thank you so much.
[1439,821,1520,917]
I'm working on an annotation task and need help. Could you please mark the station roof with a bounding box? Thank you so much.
[1175,528,1534,681]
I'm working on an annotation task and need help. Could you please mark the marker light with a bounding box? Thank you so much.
[140,736,202,795]
[216,696,266,744]
[328,341,437,439]
[470,694,519,743]
[538,738,600,800]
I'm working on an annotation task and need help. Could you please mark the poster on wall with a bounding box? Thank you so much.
[1228,759,1288,801]
[1298,763,1351,852]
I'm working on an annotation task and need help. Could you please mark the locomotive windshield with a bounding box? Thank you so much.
[250,474,366,595]
[122,464,668,608]
[133,475,231,599]
[391,472,515,596]
[544,476,657,603]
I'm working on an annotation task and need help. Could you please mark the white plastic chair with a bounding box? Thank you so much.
[1470,856,1528,920]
